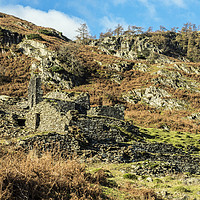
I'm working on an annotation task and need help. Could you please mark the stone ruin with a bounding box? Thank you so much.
[26,75,130,142]
[28,74,43,108]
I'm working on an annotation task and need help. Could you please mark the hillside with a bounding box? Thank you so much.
[0,13,200,199]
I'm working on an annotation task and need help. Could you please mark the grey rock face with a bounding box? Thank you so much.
[174,63,200,75]
[188,113,200,121]
[153,69,200,91]
[18,39,85,89]
[88,34,178,63]
[123,86,186,110]
[0,28,23,46]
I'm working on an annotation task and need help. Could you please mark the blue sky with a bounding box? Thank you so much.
[0,0,200,39]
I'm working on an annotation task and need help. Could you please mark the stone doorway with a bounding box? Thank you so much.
[35,113,40,129]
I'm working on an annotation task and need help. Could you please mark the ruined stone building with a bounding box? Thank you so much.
[26,75,131,142]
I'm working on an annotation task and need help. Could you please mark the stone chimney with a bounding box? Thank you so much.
[28,74,43,108]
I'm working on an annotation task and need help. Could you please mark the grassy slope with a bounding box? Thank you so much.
[87,162,200,200]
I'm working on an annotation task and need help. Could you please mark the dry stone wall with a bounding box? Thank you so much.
[69,115,138,143]
[45,91,90,114]
[87,105,124,120]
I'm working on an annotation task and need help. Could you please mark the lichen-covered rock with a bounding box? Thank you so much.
[153,69,200,91]
[174,63,200,75]
[18,40,52,60]
[97,60,134,72]
[123,86,186,110]
[188,113,200,121]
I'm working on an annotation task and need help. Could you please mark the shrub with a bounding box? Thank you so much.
[26,34,43,40]
[123,173,138,180]
[50,65,64,73]
[39,29,55,36]
[57,45,90,78]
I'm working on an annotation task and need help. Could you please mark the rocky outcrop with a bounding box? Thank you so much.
[88,32,182,63]
[188,113,200,121]
[18,40,53,60]
[96,60,134,72]
[18,40,83,89]
[0,27,23,46]
[153,69,199,91]
[123,86,186,110]
[174,63,200,75]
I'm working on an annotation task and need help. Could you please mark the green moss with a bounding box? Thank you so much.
[139,127,200,154]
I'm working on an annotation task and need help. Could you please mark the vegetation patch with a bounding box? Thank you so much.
[0,51,32,97]
[39,29,56,36]
[139,127,200,154]
[123,173,138,180]
[172,186,191,193]
[50,65,64,73]
[0,150,110,200]
[26,33,43,41]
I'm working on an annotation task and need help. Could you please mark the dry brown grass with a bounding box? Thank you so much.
[0,50,32,97]
[0,150,110,200]
[0,149,163,200]
[125,103,199,133]
[120,183,161,200]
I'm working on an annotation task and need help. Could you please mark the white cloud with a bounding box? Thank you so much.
[162,0,186,8]
[100,16,128,32]
[112,0,128,5]
[138,0,156,16]
[0,5,85,40]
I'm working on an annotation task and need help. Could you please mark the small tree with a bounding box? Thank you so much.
[113,24,124,36]
[146,26,153,33]
[124,25,137,35]
[159,25,167,32]
[100,29,113,38]
[76,23,90,44]
[171,27,179,32]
